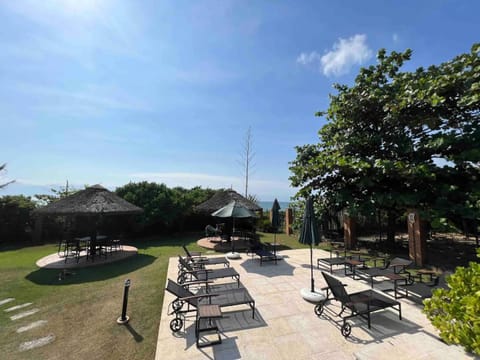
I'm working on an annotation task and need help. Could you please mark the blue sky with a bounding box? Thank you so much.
[1,0,478,202]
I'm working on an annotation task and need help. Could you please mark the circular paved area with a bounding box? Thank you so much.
[36,246,138,269]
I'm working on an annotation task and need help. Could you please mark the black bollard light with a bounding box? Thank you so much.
[117,279,131,324]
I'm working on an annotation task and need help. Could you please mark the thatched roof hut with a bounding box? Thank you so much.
[195,189,262,214]
[33,184,143,216]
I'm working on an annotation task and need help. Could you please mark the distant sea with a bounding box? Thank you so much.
[258,200,291,211]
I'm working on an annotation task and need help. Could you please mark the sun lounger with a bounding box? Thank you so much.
[177,256,240,287]
[316,272,402,338]
[356,257,413,287]
[182,245,230,268]
[254,248,278,265]
[395,274,447,302]
[165,279,255,333]
[317,248,349,273]
[246,240,278,265]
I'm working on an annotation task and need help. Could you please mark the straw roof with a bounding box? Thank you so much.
[195,189,262,213]
[33,184,143,216]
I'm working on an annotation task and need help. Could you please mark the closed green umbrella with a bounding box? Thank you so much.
[299,196,320,293]
[271,199,281,255]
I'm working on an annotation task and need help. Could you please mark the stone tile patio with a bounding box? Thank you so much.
[155,249,474,360]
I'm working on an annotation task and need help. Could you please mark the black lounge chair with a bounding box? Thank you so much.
[182,245,230,268]
[356,257,413,288]
[317,248,349,273]
[254,248,277,265]
[177,256,240,287]
[395,274,447,302]
[165,279,255,332]
[315,272,402,337]
[246,240,277,265]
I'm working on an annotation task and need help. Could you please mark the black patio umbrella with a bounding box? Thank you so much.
[299,196,321,293]
[211,200,256,254]
[271,198,281,252]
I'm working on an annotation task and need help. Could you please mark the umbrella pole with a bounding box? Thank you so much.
[231,218,235,253]
[310,242,315,293]
[273,230,277,257]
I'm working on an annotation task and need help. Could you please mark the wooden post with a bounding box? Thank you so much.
[285,208,293,235]
[343,214,357,249]
[407,210,427,266]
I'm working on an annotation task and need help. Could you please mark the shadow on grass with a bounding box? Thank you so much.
[125,323,144,342]
[26,254,156,285]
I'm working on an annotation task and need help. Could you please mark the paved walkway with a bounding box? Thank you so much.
[155,249,475,360]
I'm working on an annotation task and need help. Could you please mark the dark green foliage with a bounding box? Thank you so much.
[115,182,216,233]
[0,195,36,242]
[423,249,480,355]
[290,44,480,229]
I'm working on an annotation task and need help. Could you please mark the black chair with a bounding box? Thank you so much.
[165,279,255,343]
[246,240,277,265]
[395,274,447,302]
[177,256,240,287]
[317,247,349,273]
[356,257,413,288]
[182,245,230,268]
[62,239,82,263]
[316,272,402,337]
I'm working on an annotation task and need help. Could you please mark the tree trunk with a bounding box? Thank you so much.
[386,211,396,244]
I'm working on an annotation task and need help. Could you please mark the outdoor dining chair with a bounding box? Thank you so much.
[177,256,240,287]
[316,272,402,338]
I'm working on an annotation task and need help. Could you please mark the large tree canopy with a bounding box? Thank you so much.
[290,44,480,223]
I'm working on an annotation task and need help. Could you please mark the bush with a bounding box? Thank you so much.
[0,195,36,243]
[423,249,480,355]
[115,182,216,234]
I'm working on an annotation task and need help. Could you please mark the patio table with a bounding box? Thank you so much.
[76,235,107,260]
[344,258,365,279]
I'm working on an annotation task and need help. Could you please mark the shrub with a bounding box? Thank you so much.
[423,249,480,355]
[0,195,36,242]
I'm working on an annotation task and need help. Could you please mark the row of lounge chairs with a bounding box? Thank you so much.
[165,247,256,348]
[315,248,448,337]
[317,248,445,302]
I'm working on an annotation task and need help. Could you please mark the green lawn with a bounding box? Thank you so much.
[0,232,307,360]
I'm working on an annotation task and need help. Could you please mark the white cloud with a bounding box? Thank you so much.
[296,52,322,66]
[297,34,372,77]
[392,33,399,43]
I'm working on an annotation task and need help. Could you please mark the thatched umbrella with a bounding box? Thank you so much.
[33,185,143,216]
[195,189,262,213]
[34,185,143,256]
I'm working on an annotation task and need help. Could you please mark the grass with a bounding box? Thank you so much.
[0,232,304,360]
[0,234,204,360]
